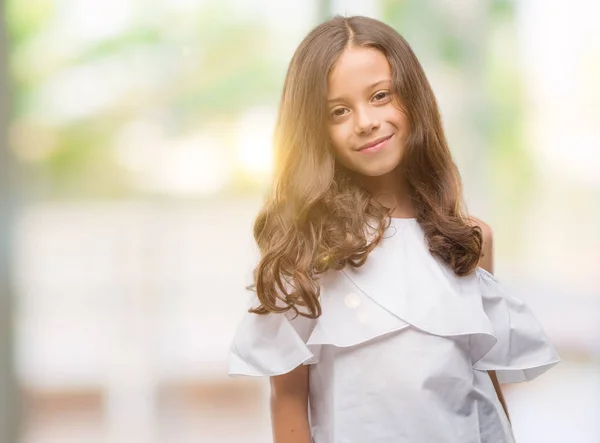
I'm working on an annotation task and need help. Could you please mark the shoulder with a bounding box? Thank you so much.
[468,215,494,272]
[468,215,493,245]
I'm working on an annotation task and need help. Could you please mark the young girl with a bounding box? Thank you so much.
[228,15,560,443]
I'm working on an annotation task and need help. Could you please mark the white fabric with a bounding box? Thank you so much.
[228,218,561,443]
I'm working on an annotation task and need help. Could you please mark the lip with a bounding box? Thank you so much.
[356,134,393,153]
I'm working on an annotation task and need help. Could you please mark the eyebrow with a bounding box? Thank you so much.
[327,79,391,104]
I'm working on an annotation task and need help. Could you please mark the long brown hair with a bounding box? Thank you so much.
[249,15,482,319]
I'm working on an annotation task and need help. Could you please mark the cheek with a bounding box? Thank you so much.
[389,106,409,129]
[328,125,349,155]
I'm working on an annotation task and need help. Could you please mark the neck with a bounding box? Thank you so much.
[357,167,416,218]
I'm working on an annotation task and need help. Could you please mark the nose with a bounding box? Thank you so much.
[354,106,380,135]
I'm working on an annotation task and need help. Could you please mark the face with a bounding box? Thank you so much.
[326,46,409,178]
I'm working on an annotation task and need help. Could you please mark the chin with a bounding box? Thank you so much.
[356,155,404,177]
[360,167,397,177]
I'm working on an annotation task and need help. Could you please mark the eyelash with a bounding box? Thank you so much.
[330,90,391,118]
[373,91,389,101]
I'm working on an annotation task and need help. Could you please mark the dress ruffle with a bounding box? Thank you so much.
[228,219,560,381]
[229,295,321,377]
[473,267,560,383]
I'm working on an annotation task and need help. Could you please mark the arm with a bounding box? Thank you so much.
[270,364,312,443]
[488,368,510,422]
[469,216,511,422]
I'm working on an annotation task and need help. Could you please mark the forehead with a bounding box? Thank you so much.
[327,46,391,97]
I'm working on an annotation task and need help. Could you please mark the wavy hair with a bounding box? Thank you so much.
[249,15,482,319]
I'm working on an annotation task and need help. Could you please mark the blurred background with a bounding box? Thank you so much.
[0,0,599,442]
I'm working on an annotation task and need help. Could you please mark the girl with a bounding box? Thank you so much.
[228,15,560,443]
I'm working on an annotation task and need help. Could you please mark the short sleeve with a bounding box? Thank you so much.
[473,268,561,383]
[228,295,321,377]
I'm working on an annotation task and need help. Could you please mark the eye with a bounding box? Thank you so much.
[373,91,390,101]
[331,107,348,117]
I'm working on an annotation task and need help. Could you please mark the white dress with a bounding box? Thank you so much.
[228,217,561,443]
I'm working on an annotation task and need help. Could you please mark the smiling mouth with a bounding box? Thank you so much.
[357,134,393,152]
